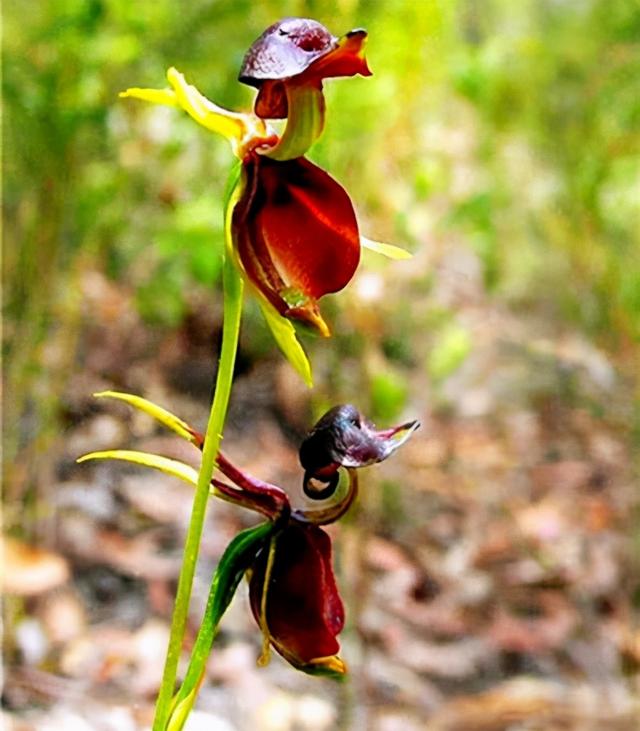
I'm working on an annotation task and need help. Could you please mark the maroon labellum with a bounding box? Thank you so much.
[299,405,420,499]
[239,18,370,118]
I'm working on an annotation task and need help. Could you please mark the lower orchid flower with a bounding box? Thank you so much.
[119,19,410,385]
[77,391,418,680]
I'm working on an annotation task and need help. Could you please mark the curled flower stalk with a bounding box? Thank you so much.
[78,391,418,726]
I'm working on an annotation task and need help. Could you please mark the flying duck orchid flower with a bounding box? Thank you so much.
[120,18,410,384]
[77,391,419,680]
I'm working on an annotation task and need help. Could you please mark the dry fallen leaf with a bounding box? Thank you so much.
[2,536,70,596]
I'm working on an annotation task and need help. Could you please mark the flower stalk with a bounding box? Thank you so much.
[153,254,243,731]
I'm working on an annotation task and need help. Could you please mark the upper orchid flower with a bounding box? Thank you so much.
[119,18,409,385]
[78,392,419,677]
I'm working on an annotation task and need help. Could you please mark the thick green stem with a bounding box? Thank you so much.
[153,255,244,731]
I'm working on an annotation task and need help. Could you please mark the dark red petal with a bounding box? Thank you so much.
[232,155,360,333]
[299,404,420,475]
[244,156,360,298]
[299,30,372,84]
[239,19,338,87]
[249,523,344,665]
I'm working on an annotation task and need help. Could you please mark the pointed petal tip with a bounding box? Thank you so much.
[286,305,331,338]
[304,654,348,678]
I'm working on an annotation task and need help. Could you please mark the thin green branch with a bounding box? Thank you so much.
[152,255,244,731]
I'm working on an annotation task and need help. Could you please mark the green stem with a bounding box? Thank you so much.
[166,522,274,731]
[152,255,244,731]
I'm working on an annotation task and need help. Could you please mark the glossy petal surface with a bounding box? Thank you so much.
[299,405,420,478]
[233,155,360,333]
[239,18,337,86]
[249,523,344,665]
[240,19,370,119]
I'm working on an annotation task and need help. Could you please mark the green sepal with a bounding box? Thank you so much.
[263,84,326,161]
[77,449,199,486]
[207,521,275,627]
[258,299,313,387]
[92,391,198,445]
[166,521,275,731]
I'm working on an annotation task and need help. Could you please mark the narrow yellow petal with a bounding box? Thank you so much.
[119,87,179,107]
[77,450,199,487]
[93,391,197,444]
[166,67,251,145]
[257,534,278,667]
[361,236,412,260]
[120,69,273,156]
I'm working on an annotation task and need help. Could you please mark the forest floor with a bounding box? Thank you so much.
[3,264,639,731]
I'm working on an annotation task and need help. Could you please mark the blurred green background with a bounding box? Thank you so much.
[3,1,640,727]
[4,0,640,528]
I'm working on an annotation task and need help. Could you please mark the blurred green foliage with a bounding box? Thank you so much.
[3,0,639,484]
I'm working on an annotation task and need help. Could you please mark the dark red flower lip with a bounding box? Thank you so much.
[239,19,371,119]
[232,155,361,336]
[239,18,338,87]
[248,522,345,674]
[299,405,420,492]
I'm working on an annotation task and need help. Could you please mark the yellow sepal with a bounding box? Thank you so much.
[361,236,412,260]
[93,391,198,444]
[77,450,199,487]
[120,68,273,158]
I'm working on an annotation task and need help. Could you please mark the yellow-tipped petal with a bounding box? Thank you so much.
[165,67,250,143]
[361,236,412,260]
[93,391,198,444]
[308,654,347,676]
[120,68,275,157]
[77,450,199,487]
[119,87,179,107]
